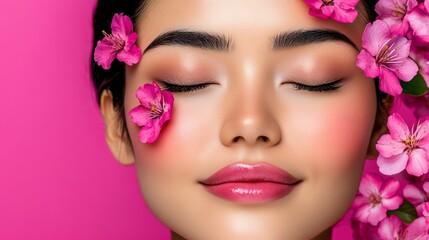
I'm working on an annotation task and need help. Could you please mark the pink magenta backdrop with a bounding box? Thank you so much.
[0,1,402,239]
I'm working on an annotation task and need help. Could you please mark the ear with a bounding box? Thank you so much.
[100,90,135,165]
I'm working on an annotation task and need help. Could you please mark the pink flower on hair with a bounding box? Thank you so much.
[353,174,403,226]
[94,13,142,70]
[303,0,359,23]
[376,113,429,176]
[378,215,429,240]
[375,0,418,35]
[129,82,174,144]
[356,20,419,96]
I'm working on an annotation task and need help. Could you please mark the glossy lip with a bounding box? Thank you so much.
[200,162,302,204]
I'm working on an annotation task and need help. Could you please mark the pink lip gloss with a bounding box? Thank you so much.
[200,163,301,204]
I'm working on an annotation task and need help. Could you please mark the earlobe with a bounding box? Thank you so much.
[100,90,135,165]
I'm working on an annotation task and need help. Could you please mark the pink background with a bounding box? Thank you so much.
[0,1,398,239]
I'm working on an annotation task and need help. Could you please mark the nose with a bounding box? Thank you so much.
[220,91,282,147]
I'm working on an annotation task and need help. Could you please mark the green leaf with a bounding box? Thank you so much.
[387,200,418,223]
[400,73,429,96]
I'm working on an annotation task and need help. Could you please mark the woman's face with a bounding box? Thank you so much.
[124,1,377,239]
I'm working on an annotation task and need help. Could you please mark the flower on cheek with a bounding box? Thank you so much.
[303,0,359,23]
[94,13,142,70]
[376,113,429,176]
[356,20,419,96]
[353,174,403,226]
[378,215,429,240]
[129,82,174,144]
[375,0,418,35]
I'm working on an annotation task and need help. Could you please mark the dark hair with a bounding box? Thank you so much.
[90,0,387,155]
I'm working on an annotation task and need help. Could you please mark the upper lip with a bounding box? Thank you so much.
[200,162,301,186]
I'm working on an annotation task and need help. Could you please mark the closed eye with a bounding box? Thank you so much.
[290,79,343,92]
[159,81,211,93]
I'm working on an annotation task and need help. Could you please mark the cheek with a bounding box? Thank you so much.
[125,89,222,193]
[288,80,377,175]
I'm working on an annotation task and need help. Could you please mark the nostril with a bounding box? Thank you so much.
[233,136,241,143]
[259,136,269,142]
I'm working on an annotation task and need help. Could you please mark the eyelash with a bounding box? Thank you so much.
[290,79,343,92]
[160,81,211,93]
[159,79,343,93]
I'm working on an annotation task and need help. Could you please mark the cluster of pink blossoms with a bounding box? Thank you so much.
[304,0,429,238]
[356,0,429,97]
[354,0,429,238]
[94,14,173,143]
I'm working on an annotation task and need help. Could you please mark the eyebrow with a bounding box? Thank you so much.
[144,30,233,53]
[272,29,358,51]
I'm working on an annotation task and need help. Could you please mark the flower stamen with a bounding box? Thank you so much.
[369,193,382,206]
[102,30,126,53]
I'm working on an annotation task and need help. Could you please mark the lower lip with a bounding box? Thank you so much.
[203,182,297,204]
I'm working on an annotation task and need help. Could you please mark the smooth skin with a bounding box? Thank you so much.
[101,1,377,239]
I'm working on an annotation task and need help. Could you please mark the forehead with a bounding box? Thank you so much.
[137,0,366,50]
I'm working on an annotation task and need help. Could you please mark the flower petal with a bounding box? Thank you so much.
[387,113,410,141]
[408,8,429,43]
[416,120,429,141]
[362,20,392,56]
[376,134,406,158]
[404,217,429,240]
[94,39,117,70]
[377,152,409,175]
[381,195,403,210]
[395,58,419,82]
[117,44,142,66]
[138,121,161,144]
[355,203,387,226]
[380,178,401,199]
[406,148,429,176]
[129,106,152,127]
[359,174,383,197]
[379,67,403,96]
[378,215,402,240]
[420,137,429,153]
[357,50,380,78]
[111,13,134,39]
[331,6,358,23]
[403,184,426,205]
[136,83,162,108]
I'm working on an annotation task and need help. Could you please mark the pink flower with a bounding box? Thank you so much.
[375,0,418,35]
[129,82,174,144]
[378,215,429,240]
[356,20,419,96]
[403,182,429,215]
[376,113,429,176]
[407,3,429,44]
[94,13,142,70]
[353,174,403,225]
[303,0,359,23]
[410,45,429,87]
